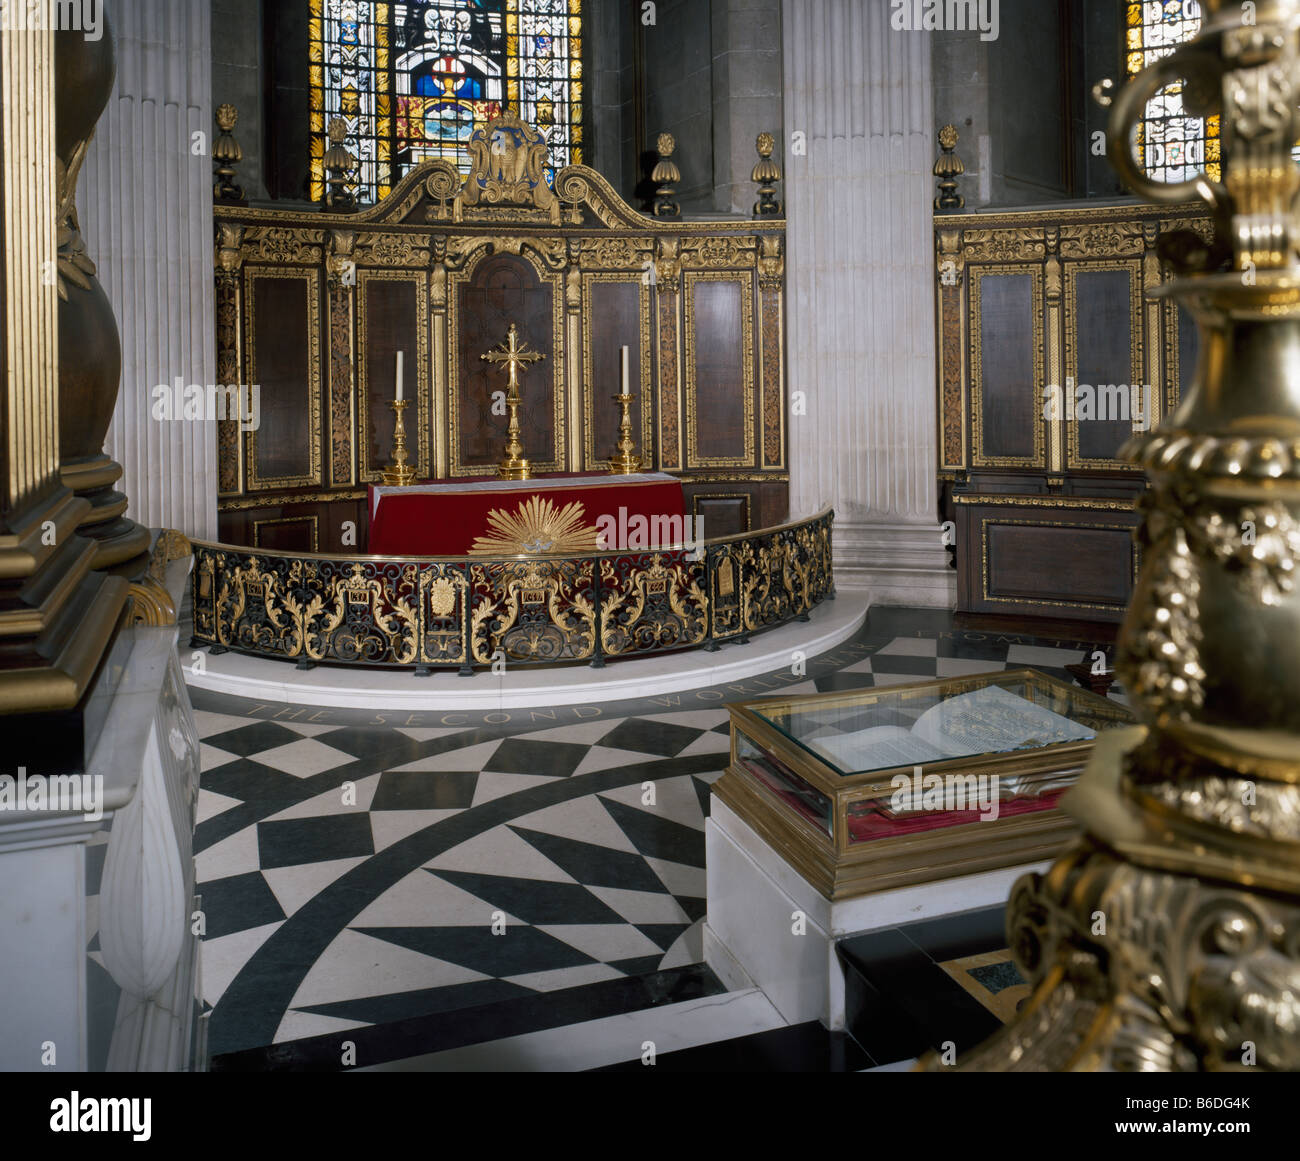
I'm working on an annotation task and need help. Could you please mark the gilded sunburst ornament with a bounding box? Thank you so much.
[469,497,599,556]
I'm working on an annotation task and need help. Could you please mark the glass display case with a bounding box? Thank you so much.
[715,669,1135,899]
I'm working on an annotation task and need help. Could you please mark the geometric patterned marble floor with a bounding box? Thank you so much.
[190,605,1125,1065]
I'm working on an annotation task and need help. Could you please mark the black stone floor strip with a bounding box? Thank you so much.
[837,907,1009,1067]
[591,1020,871,1072]
[211,963,724,1072]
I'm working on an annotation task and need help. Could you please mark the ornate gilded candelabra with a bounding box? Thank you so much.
[380,400,415,486]
[481,323,545,480]
[922,0,1300,1072]
[607,392,643,474]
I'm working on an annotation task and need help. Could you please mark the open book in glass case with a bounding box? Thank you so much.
[713,669,1135,900]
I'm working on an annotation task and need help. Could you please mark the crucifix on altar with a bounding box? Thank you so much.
[481,322,545,480]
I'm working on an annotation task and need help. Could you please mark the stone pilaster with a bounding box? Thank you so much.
[80,0,218,542]
[782,0,954,606]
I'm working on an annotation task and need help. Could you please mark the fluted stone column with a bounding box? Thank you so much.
[81,0,218,542]
[783,0,954,607]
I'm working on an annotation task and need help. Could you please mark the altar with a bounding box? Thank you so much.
[367,471,688,556]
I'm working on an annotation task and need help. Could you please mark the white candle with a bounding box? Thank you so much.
[620,345,630,393]
[395,350,404,402]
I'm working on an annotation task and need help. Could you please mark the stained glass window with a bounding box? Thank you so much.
[1124,1,1220,183]
[310,0,583,206]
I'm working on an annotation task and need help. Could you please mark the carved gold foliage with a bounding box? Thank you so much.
[962,227,1046,262]
[599,554,708,655]
[356,230,430,267]
[243,226,325,264]
[426,576,457,617]
[758,234,784,288]
[191,511,833,669]
[579,236,653,269]
[681,235,757,269]
[1058,222,1145,258]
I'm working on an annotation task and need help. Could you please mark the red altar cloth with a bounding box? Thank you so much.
[367,471,687,556]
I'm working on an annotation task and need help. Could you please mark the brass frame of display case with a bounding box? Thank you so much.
[714,669,1135,901]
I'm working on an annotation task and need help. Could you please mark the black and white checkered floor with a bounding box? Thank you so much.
[190,606,1125,1069]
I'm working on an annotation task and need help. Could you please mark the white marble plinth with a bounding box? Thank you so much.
[705,796,1048,1029]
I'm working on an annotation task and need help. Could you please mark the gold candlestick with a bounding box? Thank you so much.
[380,399,415,486]
[481,323,544,480]
[607,392,643,474]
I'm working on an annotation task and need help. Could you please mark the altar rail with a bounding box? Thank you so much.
[190,510,833,671]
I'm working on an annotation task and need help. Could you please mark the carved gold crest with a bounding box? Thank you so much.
[463,108,555,210]
[469,496,599,556]
[426,576,458,617]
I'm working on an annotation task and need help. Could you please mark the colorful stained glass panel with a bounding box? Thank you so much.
[1124,1,1220,184]
[310,0,583,206]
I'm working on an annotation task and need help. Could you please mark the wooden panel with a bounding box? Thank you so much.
[453,253,560,474]
[690,492,751,538]
[956,502,1140,622]
[246,272,321,489]
[1069,265,1142,466]
[685,274,754,467]
[219,497,366,554]
[986,524,1132,605]
[253,516,318,554]
[583,276,651,470]
[972,271,1041,467]
[359,273,427,481]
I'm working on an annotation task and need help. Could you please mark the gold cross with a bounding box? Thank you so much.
[480,323,544,391]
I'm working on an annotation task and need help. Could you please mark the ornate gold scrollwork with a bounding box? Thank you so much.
[190,511,834,670]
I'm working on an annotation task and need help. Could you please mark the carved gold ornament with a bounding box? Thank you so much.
[426,576,457,617]
[191,513,833,669]
[469,497,599,556]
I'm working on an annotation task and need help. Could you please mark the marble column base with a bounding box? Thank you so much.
[831,520,956,609]
[705,796,1045,1030]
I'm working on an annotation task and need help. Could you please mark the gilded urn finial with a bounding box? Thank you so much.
[651,132,681,219]
[752,131,783,217]
[933,124,965,211]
